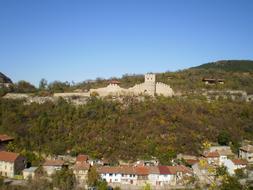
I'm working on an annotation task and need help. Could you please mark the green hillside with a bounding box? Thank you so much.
[192,60,253,72]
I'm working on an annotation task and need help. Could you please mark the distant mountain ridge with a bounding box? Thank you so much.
[0,72,12,83]
[192,60,253,72]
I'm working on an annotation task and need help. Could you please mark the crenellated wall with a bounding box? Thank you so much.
[90,84,128,96]
[156,82,174,97]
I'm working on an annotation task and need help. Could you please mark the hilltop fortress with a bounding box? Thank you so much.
[54,73,174,98]
[88,73,174,97]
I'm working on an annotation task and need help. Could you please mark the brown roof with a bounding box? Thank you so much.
[0,151,19,162]
[120,166,135,174]
[73,163,90,170]
[232,159,247,165]
[0,134,14,142]
[135,166,149,175]
[76,154,88,163]
[98,165,191,175]
[98,166,120,174]
[148,166,160,174]
[109,80,120,84]
[185,159,199,165]
[202,78,225,82]
[240,145,253,153]
[158,166,172,175]
[43,160,65,166]
[204,151,220,158]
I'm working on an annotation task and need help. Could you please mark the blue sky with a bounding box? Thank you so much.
[0,0,253,85]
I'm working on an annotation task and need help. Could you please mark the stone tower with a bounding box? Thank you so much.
[144,73,156,96]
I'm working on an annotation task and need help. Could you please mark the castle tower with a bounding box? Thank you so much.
[143,73,156,96]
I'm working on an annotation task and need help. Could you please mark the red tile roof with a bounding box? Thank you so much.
[43,160,65,166]
[158,166,172,175]
[76,154,88,163]
[185,159,199,165]
[0,151,19,162]
[232,159,247,165]
[0,134,14,142]
[204,151,220,158]
[135,166,149,175]
[73,163,90,170]
[98,165,191,176]
[98,166,120,174]
[109,80,120,84]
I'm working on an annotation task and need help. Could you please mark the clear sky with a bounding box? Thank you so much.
[0,0,253,85]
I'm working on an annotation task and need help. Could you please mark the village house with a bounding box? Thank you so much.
[43,159,65,176]
[202,78,225,85]
[98,165,192,187]
[0,151,26,178]
[76,154,89,164]
[177,154,199,167]
[222,159,247,175]
[203,151,220,166]
[98,166,124,184]
[157,165,192,186]
[239,145,253,163]
[231,159,247,170]
[0,134,14,151]
[119,166,137,185]
[134,159,159,167]
[23,167,38,180]
[73,162,90,186]
[135,166,149,185]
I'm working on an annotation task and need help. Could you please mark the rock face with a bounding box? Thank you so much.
[0,72,13,87]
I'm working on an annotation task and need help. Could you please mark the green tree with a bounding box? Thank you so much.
[217,131,231,146]
[52,168,76,190]
[215,165,228,178]
[39,79,48,90]
[219,175,242,190]
[87,167,100,187]
[14,80,37,93]
[142,182,152,190]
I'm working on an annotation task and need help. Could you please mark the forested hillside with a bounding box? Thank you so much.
[1,96,253,164]
[192,60,253,72]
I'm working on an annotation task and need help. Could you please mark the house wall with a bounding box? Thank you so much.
[23,171,35,180]
[157,174,174,186]
[239,150,253,162]
[0,161,15,178]
[74,169,88,185]
[43,166,62,176]
[121,174,138,185]
[148,174,160,186]
[101,173,122,183]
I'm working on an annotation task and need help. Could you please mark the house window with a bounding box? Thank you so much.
[109,173,112,176]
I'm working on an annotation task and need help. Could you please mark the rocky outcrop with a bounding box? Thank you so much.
[0,72,13,87]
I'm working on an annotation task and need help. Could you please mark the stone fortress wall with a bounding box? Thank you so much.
[89,73,174,97]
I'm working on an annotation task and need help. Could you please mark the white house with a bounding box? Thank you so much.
[23,167,38,180]
[0,151,26,178]
[239,145,253,163]
[98,166,124,184]
[43,159,65,176]
[203,151,220,165]
[222,159,247,175]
